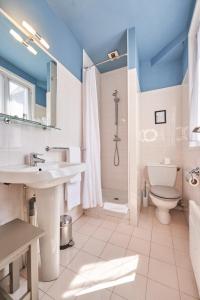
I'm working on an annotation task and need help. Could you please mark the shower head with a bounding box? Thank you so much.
[112,90,118,97]
[113,90,120,103]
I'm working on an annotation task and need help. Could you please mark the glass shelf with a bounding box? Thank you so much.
[0,113,61,130]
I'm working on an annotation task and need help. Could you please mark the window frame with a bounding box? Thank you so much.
[0,65,35,120]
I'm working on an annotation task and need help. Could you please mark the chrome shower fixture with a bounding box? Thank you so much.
[113,90,121,166]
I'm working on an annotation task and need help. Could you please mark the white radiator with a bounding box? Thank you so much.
[189,200,200,296]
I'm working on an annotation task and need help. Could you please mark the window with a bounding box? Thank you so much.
[0,67,34,120]
[8,80,30,118]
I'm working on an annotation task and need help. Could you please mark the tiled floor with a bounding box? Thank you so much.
[9,207,200,299]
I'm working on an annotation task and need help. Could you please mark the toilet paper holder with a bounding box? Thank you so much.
[186,167,200,186]
[189,167,200,177]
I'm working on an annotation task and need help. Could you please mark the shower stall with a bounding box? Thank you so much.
[100,67,128,213]
[83,50,140,223]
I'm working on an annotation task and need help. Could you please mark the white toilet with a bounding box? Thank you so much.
[147,163,181,224]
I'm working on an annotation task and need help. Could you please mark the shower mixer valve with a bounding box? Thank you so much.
[113,135,121,142]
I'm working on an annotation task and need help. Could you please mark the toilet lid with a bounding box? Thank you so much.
[150,185,181,199]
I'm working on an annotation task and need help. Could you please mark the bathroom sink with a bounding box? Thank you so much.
[0,161,86,282]
[0,161,85,188]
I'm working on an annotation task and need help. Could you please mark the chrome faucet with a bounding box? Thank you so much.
[30,153,45,166]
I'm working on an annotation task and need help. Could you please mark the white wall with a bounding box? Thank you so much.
[100,67,128,193]
[140,85,183,196]
[0,62,82,225]
[182,73,200,218]
[128,68,141,225]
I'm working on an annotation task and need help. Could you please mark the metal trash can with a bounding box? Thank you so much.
[60,215,74,250]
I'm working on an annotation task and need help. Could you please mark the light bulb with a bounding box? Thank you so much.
[22,20,36,35]
[40,37,50,49]
[9,29,23,43]
[26,44,37,55]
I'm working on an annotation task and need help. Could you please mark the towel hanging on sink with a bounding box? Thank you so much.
[65,147,81,210]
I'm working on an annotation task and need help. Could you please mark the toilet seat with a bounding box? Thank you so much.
[150,185,181,200]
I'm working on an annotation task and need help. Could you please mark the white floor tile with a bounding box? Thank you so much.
[109,231,131,248]
[83,237,106,257]
[47,268,85,300]
[60,247,79,267]
[177,267,199,298]
[153,219,171,233]
[151,230,173,248]
[113,273,147,300]
[101,220,118,230]
[174,251,193,271]
[73,217,88,231]
[173,237,189,254]
[138,218,153,230]
[126,250,149,276]
[68,250,98,278]
[150,242,175,265]
[78,223,99,236]
[146,279,180,300]
[100,243,125,261]
[87,217,104,227]
[39,266,65,292]
[73,232,89,249]
[180,293,199,300]
[110,293,125,300]
[93,227,113,242]
[148,258,179,289]
[128,237,151,256]
[39,280,55,293]
[115,223,134,236]
[133,227,152,241]
[76,287,111,300]
[171,224,189,240]
[41,294,54,300]
[39,290,45,299]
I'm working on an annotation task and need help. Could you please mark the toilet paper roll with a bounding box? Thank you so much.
[188,176,199,187]
[164,157,171,165]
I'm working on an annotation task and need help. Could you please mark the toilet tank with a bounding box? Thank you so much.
[147,163,177,187]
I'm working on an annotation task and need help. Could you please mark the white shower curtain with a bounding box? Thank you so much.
[82,66,103,209]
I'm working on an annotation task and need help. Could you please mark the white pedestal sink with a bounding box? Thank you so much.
[0,162,85,281]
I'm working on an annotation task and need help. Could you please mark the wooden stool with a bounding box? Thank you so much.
[0,219,44,300]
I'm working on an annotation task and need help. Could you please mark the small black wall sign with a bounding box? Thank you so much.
[155,110,166,124]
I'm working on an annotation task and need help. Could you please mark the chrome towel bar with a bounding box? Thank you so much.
[45,146,86,152]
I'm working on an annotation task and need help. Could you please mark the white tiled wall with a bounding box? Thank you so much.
[128,68,141,224]
[139,85,183,194]
[0,62,82,225]
[182,73,200,218]
[100,67,128,193]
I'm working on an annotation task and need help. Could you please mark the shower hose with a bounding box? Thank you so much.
[114,140,120,166]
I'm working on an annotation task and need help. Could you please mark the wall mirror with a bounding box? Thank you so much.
[0,9,57,128]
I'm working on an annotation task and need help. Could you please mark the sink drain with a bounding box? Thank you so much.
[113,197,119,201]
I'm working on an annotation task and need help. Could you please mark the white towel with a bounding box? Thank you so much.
[67,146,81,163]
[67,147,81,183]
[65,147,81,210]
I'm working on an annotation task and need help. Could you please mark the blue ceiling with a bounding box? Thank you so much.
[46,0,196,73]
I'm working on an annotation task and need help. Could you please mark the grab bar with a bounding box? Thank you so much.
[45,146,86,152]
[45,146,69,151]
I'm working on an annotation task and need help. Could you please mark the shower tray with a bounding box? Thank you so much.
[102,188,128,214]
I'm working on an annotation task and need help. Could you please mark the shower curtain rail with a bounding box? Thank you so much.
[84,53,127,70]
